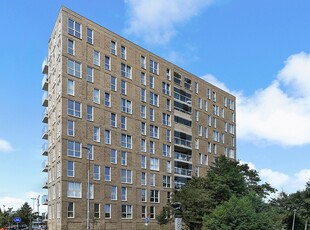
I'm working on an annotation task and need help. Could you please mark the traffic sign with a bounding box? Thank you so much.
[14,217,21,223]
[145,217,149,226]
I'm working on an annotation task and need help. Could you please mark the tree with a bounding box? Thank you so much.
[15,202,32,227]
[156,206,171,229]
[203,194,282,230]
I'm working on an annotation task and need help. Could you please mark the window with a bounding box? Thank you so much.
[110,113,117,127]
[162,113,171,126]
[198,98,202,109]
[166,68,171,80]
[105,130,111,144]
[213,91,217,102]
[67,161,74,177]
[149,108,154,121]
[150,92,159,106]
[87,66,93,82]
[121,187,127,201]
[229,124,235,134]
[149,59,159,74]
[110,149,117,164]
[93,88,100,104]
[208,115,211,126]
[141,189,147,202]
[194,110,199,121]
[105,167,111,181]
[166,161,171,173]
[67,59,81,78]
[174,72,181,85]
[162,144,171,157]
[87,28,93,44]
[94,164,100,180]
[207,89,212,99]
[141,122,146,135]
[110,40,116,55]
[140,105,146,119]
[67,202,74,218]
[67,140,81,158]
[150,173,155,186]
[150,190,159,203]
[86,144,93,160]
[121,98,132,114]
[121,169,132,183]
[141,139,146,153]
[67,120,74,136]
[208,142,211,153]
[150,125,159,139]
[121,134,132,149]
[94,203,100,218]
[213,131,219,142]
[195,139,199,149]
[150,157,159,171]
[68,19,81,38]
[140,72,146,85]
[221,108,225,118]
[93,50,100,66]
[121,45,126,59]
[162,82,171,95]
[163,175,171,188]
[121,205,132,219]
[204,100,208,111]
[121,151,127,166]
[204,127,208,138]
[68,100,81,118]
[105,93,111,107]
[121,116,127,130]
[198,125,202,136]
[111,186,117,200]
[204,155,209,165]
[166,130,171,142]
[110,76,117,91]
[213,144,217,154]
[141,172,147,185]
[149,141,154,154]
[149,75,154,89]
[67,79,74,95]
[141,155,146,168]
[198,153,202,164]
[67,39,74,55]
[140,55,146,69]
[121,63,132,79]
[121,80,127,95]
[105,204,111,218]
[93,127,100,142]
[166,99,171,111]
[150,206,155,219]
[87,105,93,121]
[141,88,146,102]
[105,56,111,70]
[194,82,198,93]
[67,181,81,198]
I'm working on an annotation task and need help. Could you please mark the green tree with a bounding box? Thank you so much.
[156,206,171,229]
[203,194,282,230]
[15,202,32,227]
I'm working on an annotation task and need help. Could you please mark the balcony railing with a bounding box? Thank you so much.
[42,57,48,74]
[174,91,192,105]
[174,152,192,163]
[42,178,48,189]
[42,126,48,140]
[42,160,48,172]
[42,91,48,107]
[41,142,48,156]
[174,137,192,149]
[174,181,186,190]
[41,195,48,205]
[42,74,48,91]
[174,167,192,177]
[42,108,48,123]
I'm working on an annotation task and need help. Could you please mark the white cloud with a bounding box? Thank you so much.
[124,0,214,44]
[201,52,310,146]
[0,138,13,152]
[259,169,290,188]
[0,197,25,212]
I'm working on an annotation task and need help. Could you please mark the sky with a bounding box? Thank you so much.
[0,0,310,212]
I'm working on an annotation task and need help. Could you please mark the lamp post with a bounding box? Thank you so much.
[82,146,91,230]
[292,209,297,230]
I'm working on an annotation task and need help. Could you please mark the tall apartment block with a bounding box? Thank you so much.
[41,7,236,230]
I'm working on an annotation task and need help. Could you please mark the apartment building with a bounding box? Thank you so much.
[41,7,236,230]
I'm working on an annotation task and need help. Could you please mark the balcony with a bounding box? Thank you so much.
[174,137,192,149]
[174,167,192,177]
[41,195,48,205]
[42,74,48,91]
[42,126,48,140]
[42,58,48,74]
[42,178,48,189]
[42,108,48,123]
[41,142,48,156]
[174,152,192,163]
[42,91,48,107]
[42,160,48,172]
[174,181,186,190]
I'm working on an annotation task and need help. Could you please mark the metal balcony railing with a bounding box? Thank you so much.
[174,167,192,177]
[174,137,192,148]
[174,152,192,162]
[41,142,48,156]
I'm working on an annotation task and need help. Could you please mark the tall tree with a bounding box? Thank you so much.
[15,202,32,227]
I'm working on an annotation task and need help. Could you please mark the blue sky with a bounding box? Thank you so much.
[0,0,310,211]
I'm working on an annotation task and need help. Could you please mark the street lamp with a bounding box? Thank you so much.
[292,209,297,230]
[82,146,91,230]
